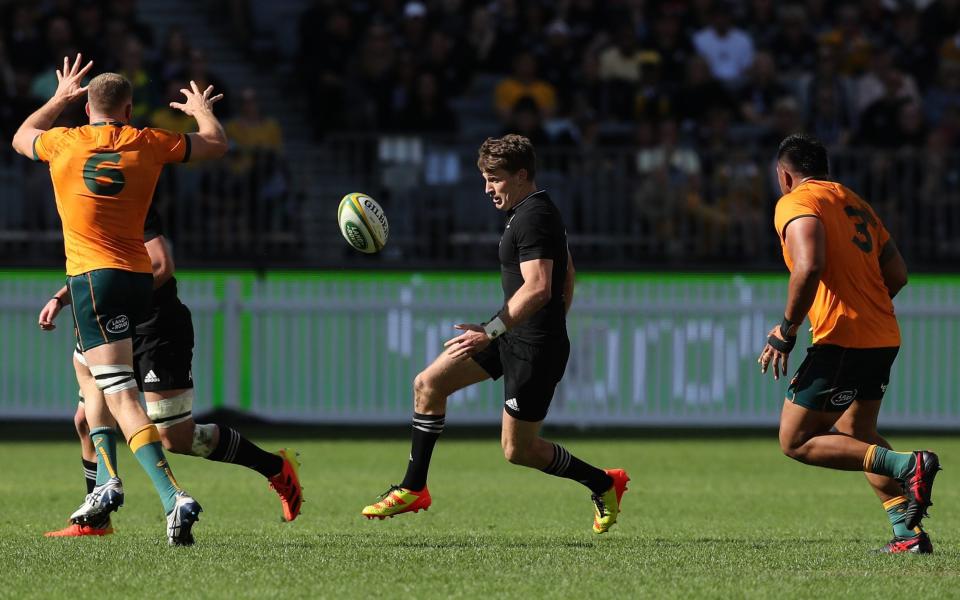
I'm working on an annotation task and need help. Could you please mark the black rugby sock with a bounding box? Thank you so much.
[541,443,614,495]
[82,458,97,494]
[400,412,445,491]
[207,426,284,478]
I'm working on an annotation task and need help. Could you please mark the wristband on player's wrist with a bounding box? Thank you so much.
[51,296,63,307]
[483,315,507,339]
[779,316,798,338]
[769,316,798,353]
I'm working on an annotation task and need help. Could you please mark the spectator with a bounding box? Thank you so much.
[762,96,804,148]
[227,88,283,155]
[807,78,853,147]
[770,5,818,76]
[184,48,231,118]
[465,6,497,73]
[898,101,929,150]
[397,72,458,134]
[117,35,157,126]
[889,8,938,88]
[74,0,107,66]
[855,51,920,118]
[634,55,671,122]
[671,55,737,134]
[108,0,154,47]
[353,24,397,129]
[745,0,778,49]
[647,13,693,86]
[599,24,649,84]
[739,52,791,133]
[156,27,191,87]
[538,21,578,109]
[493,51,557,120]
[422,30,469,97]
[856,72,915,147]
[925,60,960,125]
[4,3,44,73]
[300,9,353,135]
[692,4,755,85]
[400,2,430,55]
[818,3,874,75]
[501,96,549,147]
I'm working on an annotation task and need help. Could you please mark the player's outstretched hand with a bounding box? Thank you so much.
[757,326,790,381]
[38,298,62,331]
[444,323,491,360]
[53,53,93,103]
[170,80,224,116]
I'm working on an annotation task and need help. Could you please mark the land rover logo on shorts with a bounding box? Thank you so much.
[105,315,129,334]
[830,389,858,407]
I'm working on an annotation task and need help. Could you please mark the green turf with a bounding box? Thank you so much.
[2,435,958,599]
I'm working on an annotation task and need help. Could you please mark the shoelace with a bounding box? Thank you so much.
[376,485,406,508]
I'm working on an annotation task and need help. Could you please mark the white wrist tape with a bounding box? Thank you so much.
[484,316,507,339]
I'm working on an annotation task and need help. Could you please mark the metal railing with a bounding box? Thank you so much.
[2,141,959,268]
[2,271,958,428]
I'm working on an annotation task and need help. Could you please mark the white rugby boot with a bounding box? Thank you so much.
[166,491,203,546]
[69,477,124,524]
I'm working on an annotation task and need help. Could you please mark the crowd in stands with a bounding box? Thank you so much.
[2,0,959,266]
[0,0,287,153]
[0,0,289,260]
[296,0,960,155]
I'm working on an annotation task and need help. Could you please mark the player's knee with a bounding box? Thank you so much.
[413,371,442,409]
[73,407,89,439]
[778,431,806,461]
[501,441,532,466]
[146,390,196,452]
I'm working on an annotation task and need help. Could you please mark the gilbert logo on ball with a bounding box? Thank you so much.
[338,192,389,254]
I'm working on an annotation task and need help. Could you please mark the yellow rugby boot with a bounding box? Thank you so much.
[592,469,630,534]
[362,485,431,519]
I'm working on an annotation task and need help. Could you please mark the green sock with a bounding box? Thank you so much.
[89,427,119,486]
[867,445,914,480]
[129,424,181,514]
[884,496,919,539]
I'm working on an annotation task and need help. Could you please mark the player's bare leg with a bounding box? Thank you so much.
[145,389,302,521]
[779,399,938,534]
[502,412,628,533]
[835,400,933,553]
[76,340,201,545]
[45,359,118,538]
[362,352,489,519]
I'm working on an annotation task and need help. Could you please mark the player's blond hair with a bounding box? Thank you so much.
[477,134,537,179]
[87,73,133,114]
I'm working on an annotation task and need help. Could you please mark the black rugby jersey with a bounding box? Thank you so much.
[142,202,178,305]
[498,189,568,345]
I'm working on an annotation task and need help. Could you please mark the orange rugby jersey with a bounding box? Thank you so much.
[33,122,190,275]
[774,179,900,348]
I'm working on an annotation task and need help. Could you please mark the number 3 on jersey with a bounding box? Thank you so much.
[843,204,876,253]
[83,152,125,195]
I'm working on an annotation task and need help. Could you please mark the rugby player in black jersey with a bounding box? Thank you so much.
[362,135,629,533]
[40,203,303,537]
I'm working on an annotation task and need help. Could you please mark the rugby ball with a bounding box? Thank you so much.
[338,192,388,254]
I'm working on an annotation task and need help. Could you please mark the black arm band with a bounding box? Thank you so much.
[767,332,797,354]
[52,296,63,307]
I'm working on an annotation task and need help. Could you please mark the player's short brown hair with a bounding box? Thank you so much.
[87,73,133,114]
[477,134,536,179]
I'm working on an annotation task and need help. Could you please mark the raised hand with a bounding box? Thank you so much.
[53,53,94,103]
[169,80,224,117]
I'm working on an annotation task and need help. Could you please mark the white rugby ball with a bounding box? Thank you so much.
[338,192,388,254]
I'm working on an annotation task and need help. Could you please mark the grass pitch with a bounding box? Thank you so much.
[3,432,959,599]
